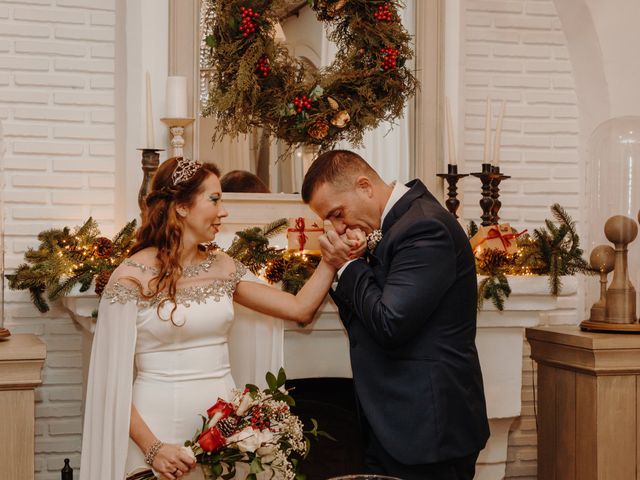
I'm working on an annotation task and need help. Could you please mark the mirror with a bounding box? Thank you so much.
[195,0,417,194]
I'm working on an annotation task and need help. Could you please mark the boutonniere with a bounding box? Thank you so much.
[366,229,383,252]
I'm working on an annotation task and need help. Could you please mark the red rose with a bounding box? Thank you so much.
[199,426,226,453]
[207,398,234,419]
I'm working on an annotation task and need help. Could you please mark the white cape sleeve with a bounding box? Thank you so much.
[229,265,284,390]
[79,295,138,480]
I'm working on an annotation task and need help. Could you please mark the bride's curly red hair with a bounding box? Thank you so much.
[129,157,221,321]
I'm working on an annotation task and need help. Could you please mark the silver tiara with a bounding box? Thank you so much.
[172,157,202,186]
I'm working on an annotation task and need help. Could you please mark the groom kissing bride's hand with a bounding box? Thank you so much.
[319,227,368,270]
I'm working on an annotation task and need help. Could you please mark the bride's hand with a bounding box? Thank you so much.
[343,228,367,259]
[153,444,196,479]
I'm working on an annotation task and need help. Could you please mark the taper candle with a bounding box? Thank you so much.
[145,71,154,148]
[445,96,457,165]
[492,100,505,166]
[483,97,492,164]
[165,76,188,118]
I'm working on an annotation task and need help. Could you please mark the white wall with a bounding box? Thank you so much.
[0,0,117,478]
[459,0,580,230]
[454,1,581,478]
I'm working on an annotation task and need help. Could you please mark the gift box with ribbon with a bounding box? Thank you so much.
[470,223,521,255]
[287,217,324,254]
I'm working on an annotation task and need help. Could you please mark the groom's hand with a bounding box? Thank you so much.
[319,230,357,270]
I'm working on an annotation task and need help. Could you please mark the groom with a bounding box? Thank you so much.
[301,150,490,479]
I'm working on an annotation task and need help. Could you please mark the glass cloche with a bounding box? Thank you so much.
[586,116,640,317]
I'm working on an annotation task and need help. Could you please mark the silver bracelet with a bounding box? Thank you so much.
[144,440,163,466]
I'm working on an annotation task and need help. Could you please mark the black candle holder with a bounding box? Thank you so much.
[489,165,510,225]
[437,164,468,218]
[471,163,496,227]
[137,148,164,213]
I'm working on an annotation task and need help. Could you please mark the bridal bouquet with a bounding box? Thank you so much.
[187,368,327,480]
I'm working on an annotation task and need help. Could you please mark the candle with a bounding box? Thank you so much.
[165,76,188,118]
[483,97,492,164]
[273,22,286,43]
[492,100,505,166]
[445,96,456,166]
[146,71,154,148]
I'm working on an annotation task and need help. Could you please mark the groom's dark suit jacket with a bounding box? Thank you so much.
[330,179,490,465]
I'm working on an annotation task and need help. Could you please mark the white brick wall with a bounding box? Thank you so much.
[462,0,580,234]
[461,1,580,478]
[0,0,116,477]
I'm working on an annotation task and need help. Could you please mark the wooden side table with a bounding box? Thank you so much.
[526,325,640,480]
[0,334,46,480]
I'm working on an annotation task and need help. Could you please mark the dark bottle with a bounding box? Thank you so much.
[61,458,73,480]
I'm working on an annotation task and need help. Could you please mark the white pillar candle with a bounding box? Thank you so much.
[146,71,154,148]
[493,101,506,166]
[483,97,492,164]
[445,96,456,165]
[165,76,188,118]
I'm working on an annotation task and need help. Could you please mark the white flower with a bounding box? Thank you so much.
[257,429,274,444]
[256,444,277,464]
[180,446,196,462]
[366,229,383,252]
[206,411,223,429]
[228,427,261,453]
[236,392,253,416]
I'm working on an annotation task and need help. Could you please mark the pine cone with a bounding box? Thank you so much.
[477,249,509,275]
[217,417,238,437]
[94,270,113,296]
[308,118,329,140]
[265,258,286,283]
[93,237,113,259]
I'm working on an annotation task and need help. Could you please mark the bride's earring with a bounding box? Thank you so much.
[177,208,187,218]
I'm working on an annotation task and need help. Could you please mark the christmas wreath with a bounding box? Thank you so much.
[201,0,417,149]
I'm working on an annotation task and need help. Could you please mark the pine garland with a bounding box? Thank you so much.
[474,203,594,310]
[201,0,417,150]
[225,218,288,274]
[7,217,323,311]
[6,218,137,313]
[225,218,320,294]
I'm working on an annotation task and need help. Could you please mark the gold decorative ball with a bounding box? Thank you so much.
[590,245,615,273]
[604,215,638,244]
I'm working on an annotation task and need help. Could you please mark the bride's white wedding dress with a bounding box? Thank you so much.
[79,251,282,480]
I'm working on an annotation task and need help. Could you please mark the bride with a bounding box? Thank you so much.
[79,157,364,480]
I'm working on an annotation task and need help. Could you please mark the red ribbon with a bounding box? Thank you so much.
[477,226,528,250]
[287,217,323,251]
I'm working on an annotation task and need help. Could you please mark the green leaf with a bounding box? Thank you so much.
[212,463,223,476]
[276,367,287,387]
[265,371,277,391]
[205,34,217,49]
[245,383,260,393]
[318,430,337,441]
[222,470,236,480]
[249,456,264,474]
[304,436,311,459]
